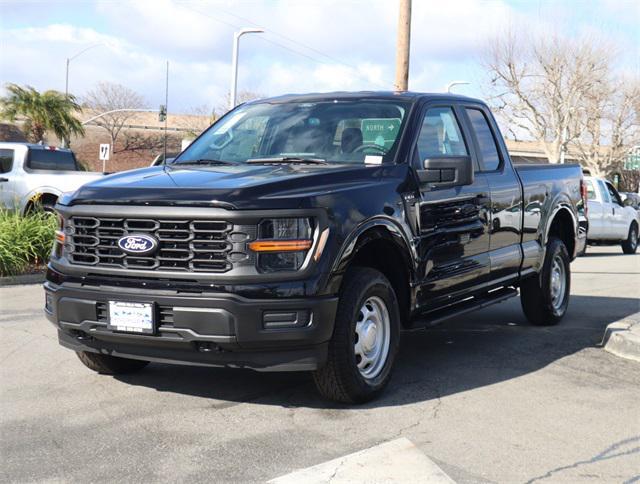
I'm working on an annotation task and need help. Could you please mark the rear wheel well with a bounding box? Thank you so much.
[548,209,575,257]
[347,237,411,326]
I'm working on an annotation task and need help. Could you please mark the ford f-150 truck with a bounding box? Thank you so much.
[44,92,586,403]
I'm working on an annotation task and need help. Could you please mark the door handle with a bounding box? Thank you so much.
[0,177,8,182]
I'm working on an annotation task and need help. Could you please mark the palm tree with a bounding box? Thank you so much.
[0,83,84,143]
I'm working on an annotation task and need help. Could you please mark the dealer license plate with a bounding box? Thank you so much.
[108,301,154,334]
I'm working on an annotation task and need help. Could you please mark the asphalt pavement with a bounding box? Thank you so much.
[1,246,639,483]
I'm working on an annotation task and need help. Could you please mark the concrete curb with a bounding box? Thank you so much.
[602,313,640,362]
[269,438,455,484]
[0,272,45,287]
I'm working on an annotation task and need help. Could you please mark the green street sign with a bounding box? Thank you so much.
[361,118,401,149]
[624,153,640,170]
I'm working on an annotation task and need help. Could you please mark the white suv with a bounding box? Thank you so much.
[584,176,639,254]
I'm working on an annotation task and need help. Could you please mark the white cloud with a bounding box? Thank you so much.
[0,0,636,113]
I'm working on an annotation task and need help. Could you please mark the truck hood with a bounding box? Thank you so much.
[64,164,385,210]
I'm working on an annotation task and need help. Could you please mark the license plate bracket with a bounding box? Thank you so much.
[107,301,155,334]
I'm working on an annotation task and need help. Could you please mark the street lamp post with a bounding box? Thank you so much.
[446,81,470,93]
[63,42,102,147]
[229,28,263,111]
[65,43,102,100]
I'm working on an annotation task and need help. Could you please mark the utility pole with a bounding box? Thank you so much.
[394,0,412,91]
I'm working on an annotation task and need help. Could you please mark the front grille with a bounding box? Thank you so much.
[67,216,238,272]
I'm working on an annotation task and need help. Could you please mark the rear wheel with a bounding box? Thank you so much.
[621,223,638,254]
[520,237,570,326]
[313,267,400,404]
[76,351,149,374]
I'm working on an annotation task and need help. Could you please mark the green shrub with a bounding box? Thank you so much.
[0,209,57,276]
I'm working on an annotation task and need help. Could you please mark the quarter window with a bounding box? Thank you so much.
[0,149,13,173]
[416,107,467,160]
[466,108,501,171]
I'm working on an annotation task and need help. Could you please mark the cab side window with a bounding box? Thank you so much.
[606,182,623,206]
[466,108,501,171]
[0,149,13,173]
[416,107,467,161]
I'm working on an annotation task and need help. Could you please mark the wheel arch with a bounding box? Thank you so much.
[21,187,62,215]
[331,218,416,326]
[545,206,577,260]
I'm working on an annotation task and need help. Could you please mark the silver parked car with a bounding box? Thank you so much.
[0,142,103,213]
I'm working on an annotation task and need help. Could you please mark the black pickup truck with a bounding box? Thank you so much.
[45,92,587,403]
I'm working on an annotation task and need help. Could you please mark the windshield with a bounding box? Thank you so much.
[173,99,410,165]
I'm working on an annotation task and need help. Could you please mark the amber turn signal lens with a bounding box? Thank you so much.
[55,230,65,244]
[248,240,312,252]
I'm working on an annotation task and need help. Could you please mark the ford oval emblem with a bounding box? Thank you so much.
[117,234,158,255]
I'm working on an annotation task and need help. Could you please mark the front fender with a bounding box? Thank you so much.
[330,216,417,278]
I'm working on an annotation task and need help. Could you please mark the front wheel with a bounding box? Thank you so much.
[520,237,571,326]
[621,223,638,254]
[76,351,149,374]
[313,267,400,404]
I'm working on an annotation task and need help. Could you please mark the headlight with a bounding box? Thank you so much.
[248,218,314,272]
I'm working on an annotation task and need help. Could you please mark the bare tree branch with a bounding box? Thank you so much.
[83,82,148,148]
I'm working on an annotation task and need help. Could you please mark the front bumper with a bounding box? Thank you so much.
[44,275,338,372]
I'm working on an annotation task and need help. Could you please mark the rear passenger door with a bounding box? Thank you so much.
[585,178,607,239]
[413,104,491,311]
[462,105,523,287]
[596,179,614,238]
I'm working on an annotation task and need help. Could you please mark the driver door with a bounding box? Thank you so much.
[413,104,491,311]
[605,181,628,238]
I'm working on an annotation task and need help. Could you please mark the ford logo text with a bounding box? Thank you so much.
[117,234,158,255]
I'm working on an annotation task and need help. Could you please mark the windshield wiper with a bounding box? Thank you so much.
[175,158,238,166]
[246,156,328,165]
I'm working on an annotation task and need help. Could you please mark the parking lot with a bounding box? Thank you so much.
[1,246,639,483]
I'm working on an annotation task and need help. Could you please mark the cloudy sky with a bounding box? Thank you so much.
[1,0,638,114]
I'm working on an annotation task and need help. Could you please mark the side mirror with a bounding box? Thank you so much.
[416,156,473,187]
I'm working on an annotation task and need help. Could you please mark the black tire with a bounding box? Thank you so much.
[520,237,571,326]
[313,267,401,404]
[621,223,638,254]
[76,351,149,375]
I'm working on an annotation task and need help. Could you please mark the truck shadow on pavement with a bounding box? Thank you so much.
[115,294,639,409]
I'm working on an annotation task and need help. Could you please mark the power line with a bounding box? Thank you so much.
[177,2,394,90]
[211,3,396,86]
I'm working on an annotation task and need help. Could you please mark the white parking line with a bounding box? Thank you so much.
[268,437,455,484]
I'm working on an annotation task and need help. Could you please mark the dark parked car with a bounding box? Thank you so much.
[45,92,586,403]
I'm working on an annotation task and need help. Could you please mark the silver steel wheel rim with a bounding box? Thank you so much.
[354,296,391,380]
[550,255,566,311]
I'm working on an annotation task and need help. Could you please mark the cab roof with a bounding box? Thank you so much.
[248,91,482,105]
